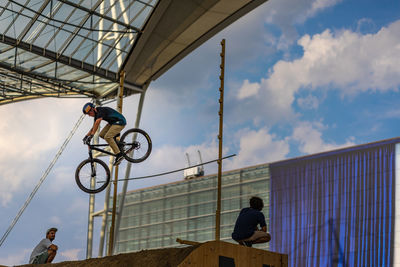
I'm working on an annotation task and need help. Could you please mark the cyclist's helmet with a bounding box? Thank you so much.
[82,102,95,114]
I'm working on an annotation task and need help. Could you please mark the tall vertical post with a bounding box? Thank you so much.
[114,88,147,252]
[97,158,113,257]
[108,71,125,256]
[215,39,225,240]
[86,100,101,259]
[86,133,98,259]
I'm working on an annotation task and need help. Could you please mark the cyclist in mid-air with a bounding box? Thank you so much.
[82,103,126,165]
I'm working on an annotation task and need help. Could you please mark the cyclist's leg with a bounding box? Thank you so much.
[99,124,111,139]
[113,133,121,144]
[104,125,125,154]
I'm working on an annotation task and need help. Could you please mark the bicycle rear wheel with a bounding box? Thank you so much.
[75,158,110,194]
[120,128,152,163]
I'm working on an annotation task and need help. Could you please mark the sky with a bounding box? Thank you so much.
[1,0,400,265]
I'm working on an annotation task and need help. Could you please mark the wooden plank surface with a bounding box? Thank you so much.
[178,241,288,267]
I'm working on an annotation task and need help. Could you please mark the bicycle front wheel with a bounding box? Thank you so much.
[75,158,110,194]
[120,128,152,163]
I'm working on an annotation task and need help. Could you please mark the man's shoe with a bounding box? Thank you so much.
[113,153,124,165]
[238,241,252,247]
[243,241,252,247]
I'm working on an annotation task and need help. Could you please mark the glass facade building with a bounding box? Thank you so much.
[114,163,270,253]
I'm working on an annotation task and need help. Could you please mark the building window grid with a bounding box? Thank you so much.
[118,187,270,232]
[115,165,270,252]
[121,175,269,212]
[118,208,268,242]
[118,202,269,248]
[121,167,268,205]
[118,213,271,252]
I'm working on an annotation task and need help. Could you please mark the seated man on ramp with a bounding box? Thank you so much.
[29,228,58,264]
[232,196,271,247]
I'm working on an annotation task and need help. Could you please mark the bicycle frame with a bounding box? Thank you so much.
[86,143,117,160]
[76,128,151,194]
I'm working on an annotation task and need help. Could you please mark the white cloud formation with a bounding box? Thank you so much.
[47,166,79,194]
[264,0,343,49]
[233,20,400,124]
[132,127,290,184]
[226,128,290,169]
[291,121,355,154]
[274,20,400,93]
[0,249,30,265]
[297,94,320,109]
[0,98,87,206]
[307,0,341,19]
[60,248,81,261]
[237,80,261,100]
[50,216,62,225]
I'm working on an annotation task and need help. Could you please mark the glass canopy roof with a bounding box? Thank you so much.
[0,0,158,105]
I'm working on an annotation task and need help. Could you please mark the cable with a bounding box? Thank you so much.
[98,154,237,183]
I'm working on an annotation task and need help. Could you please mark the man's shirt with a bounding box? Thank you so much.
[232,207,266,241]
[29,238,52,263]
[95,107,126,125]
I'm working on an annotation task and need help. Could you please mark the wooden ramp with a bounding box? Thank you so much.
[178,241,288,267]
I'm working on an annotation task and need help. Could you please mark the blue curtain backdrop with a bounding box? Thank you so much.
[269,141,396,267]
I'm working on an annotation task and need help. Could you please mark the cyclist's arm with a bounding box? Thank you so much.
[87,118,102,136]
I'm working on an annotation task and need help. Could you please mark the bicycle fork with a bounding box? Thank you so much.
[87,146,97,185]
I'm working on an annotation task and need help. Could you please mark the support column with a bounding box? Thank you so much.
[97,158,114,257]
[215,39,225,240]
[86,104,101,259]
[113,89,147,253]
[108,71,125,256]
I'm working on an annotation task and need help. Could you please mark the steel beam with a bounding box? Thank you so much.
[0,34,118,81]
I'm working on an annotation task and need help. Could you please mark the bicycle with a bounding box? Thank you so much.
[75,128,152,194]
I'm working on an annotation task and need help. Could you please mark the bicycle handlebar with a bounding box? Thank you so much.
[83,135,92,145]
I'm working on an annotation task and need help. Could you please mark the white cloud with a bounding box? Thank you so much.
[50,216,62,225]
[0,249,30,265]
[226,128,290,169]
[297,94,320,109]
[275,20,400,94]
[356,18,377,34]
[66,197,90,215]
[307,0,341,19]
[60,248,81,261]
[132,128,290,183]
[291,121,355,154]
[0,98,87,206]
[264,0,343,49]
[233,20,400,124]
[237,80,261,100]
[47,166,78,194]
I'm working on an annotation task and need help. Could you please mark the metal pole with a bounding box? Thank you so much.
[108,70,125,256]
[215,39,225,240]
[108,165,119,256]
[98,159,114,257]
[86,129,100,259]
[114,89,147,253]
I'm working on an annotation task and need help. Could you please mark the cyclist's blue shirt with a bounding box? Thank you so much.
[231,207,266,241]
[95,107,126,125]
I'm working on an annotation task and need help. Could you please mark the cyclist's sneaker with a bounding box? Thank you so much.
[113,153,124,165]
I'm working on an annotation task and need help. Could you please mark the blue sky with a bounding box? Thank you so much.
[1,0,400,264]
